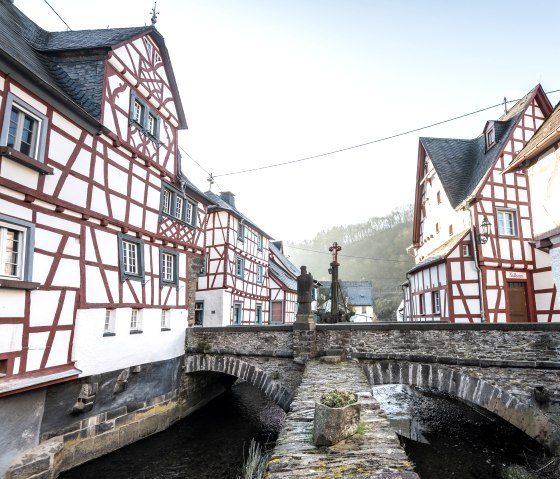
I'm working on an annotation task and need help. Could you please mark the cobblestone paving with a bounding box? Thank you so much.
[266,359,419,479]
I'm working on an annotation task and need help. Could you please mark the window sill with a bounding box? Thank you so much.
[161,328,171,332]
[130,330,143,334]
[0,146,53,175]
[103,332,116,337]
[0,279,41,290]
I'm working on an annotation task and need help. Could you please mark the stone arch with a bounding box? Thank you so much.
[361,360,560,454]
[184,354,293,411]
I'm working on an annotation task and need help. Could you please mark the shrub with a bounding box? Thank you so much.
[320,389,357,408]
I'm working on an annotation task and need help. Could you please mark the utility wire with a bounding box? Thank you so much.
[43,0,72,30]
[286,245,411,263]
[214,89,560,178]
[178,145,223,192]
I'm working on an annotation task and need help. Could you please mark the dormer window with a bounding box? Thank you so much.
[485,121,496,150]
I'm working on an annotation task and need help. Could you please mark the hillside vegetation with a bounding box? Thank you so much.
[286,205,414,320]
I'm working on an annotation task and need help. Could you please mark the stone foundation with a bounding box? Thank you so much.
[5,362,228,479]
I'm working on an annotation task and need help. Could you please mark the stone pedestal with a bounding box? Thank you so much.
[312,401,361,446]
[293,314,317,363]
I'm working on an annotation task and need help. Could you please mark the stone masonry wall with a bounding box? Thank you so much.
[5,358,227,479]
[185,325,294,357]
[317,323,560,368]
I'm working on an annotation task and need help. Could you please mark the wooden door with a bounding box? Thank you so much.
[507,282,529,322]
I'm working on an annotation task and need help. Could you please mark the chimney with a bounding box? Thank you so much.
[219,191,236,208]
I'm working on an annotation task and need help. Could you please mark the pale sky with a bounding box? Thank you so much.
[16,0,560,242]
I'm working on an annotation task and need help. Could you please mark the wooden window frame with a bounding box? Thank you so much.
[0,93,48,165]
[160,247,179,288]
[130,308,143,333]
[118,234,145,283]
[496,208,518,237]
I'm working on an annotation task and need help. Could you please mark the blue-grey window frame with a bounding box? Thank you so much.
[235,255,244,278]
[255,303,263,325]
[237,222,245,242]
[129,91,160,144]
[270,300,284,324]
[118,233,145,283]
[233,302,243,325]
[159,247,179,288]
[0,214,35,282]
[159,182,197,228]
[0,93,48,163]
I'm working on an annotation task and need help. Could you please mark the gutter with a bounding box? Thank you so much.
[469,209,486,323]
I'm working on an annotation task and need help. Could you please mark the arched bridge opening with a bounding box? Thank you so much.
[184,354,293,411]
[361,360,560,455]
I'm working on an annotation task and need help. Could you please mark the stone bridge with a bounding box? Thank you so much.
[185,322,560,456]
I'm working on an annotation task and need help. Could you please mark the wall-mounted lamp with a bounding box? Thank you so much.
[478,216,491,244]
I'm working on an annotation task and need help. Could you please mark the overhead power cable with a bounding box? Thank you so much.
[43,0,72,30]
[214,89,560,178]
[286,245,411,263]
[178,145,223,192]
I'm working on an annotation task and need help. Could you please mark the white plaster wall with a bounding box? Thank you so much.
[72,307,188,376]
[528,149,560,237]
[0,159,39,190]
[195,289,226,327]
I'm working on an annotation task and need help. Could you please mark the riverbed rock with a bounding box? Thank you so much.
[500,464,539,479]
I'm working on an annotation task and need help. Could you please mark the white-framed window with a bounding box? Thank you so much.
[185,202,194,225]
[0,216,35,283]
[133,99,144,125]
[255,304,263,324]
[257,234,263,250]
[486,127,495,148]
[238,222,245,242]
[175,196,184,220]
[162,252,174,281]
[129,92,159,141]
[497,209,517,237]
[235,256,244,278]
[257,264,263,284]
[463,244,470,257]
[1,93,48,163]
[233,302,243,325]
[103,309,116,336]
[160,248,179,287]
[419,293,425,315]
[130,309,142,333]
[161,309,170,330]
[118,234,145,282]
[162,189,172,215]
[432,291,440,315]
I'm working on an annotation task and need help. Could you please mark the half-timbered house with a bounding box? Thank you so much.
[0,1,206,471]
[504,102,560,293]
[196,191,273,326]
[269,241,299,324]
[404,85,560,323]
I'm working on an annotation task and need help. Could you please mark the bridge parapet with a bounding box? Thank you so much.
[186,325,293,358]
[317,322,560,369]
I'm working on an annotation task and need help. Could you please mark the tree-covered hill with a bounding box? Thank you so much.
[286,205,414,320]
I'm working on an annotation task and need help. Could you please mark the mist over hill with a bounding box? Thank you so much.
[286,205,414,320]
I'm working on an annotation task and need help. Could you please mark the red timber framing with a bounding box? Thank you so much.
[406,86,560,323]
[196,200,273,326]
[0,26,200,394]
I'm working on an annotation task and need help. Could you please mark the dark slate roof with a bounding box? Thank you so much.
[407,230,468,275]
[319,281,374,306]
[204,191,272,239]
[269,261,297,291]
[0,1,185,127]
[420,114,520,209]
[270,242,300,276]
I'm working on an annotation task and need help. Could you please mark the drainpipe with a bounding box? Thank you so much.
[405,272,414,321]
[469,209,486,323]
